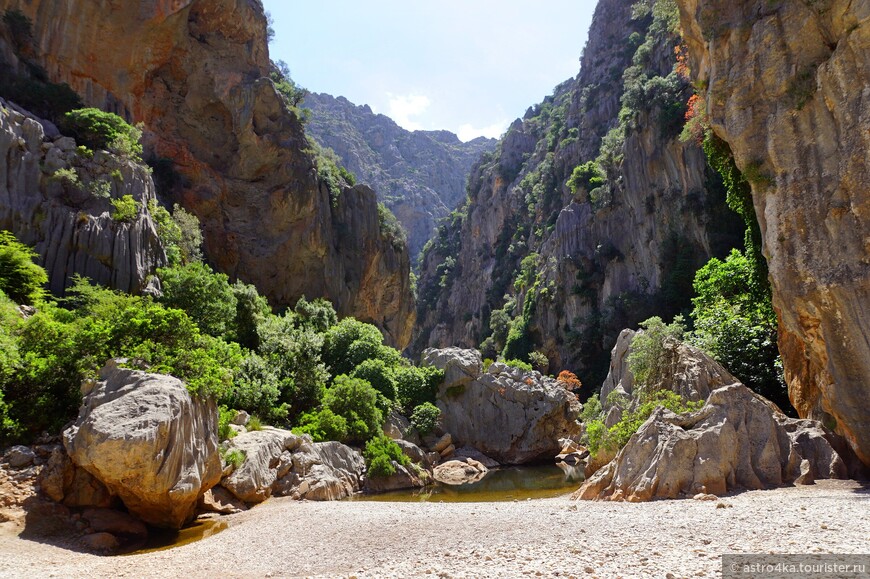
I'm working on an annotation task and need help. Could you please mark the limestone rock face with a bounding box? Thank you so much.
[63,362,222,528]
[304,92,497,259]
[220,429,364,503]
[423,348,582,464]
[0,0,414,347]
[599,328,739,426]
[676,0,870,466]
[0,100,165,294]
[412,0,744,374]
[575,384,850,502]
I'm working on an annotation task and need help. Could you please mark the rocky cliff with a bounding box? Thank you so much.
[675,0,870,466]
[0,99,165,294]
[414,0,743,381]
[0,0,414,347]
[303,92,497,259]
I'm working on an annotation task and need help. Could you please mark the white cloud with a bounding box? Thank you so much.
[456,121,509,142]
[387,93,431,131]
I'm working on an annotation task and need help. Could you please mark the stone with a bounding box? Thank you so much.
[364,464,429,493]
[4,446,35,468]
[80,532,120,552]
[81,508,148,540]
[63,362,222,528]
[432,433,453,453]
[220,429,303,504]
[394,440,433,468]
[221,431,364,503]
[575,384,850,502]
[383,411,422,446]
[231,411,250,426]
[452,447,500,469]
[423,349,582,464]
[198,486,247,515]
[795,460,815,486]
[439,444,456,459]
[677,0,870,468]
[433,459,488,486]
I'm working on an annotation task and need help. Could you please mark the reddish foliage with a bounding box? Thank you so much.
[675,44,690,80]
[556,370,582,390]
[683,93,709,144]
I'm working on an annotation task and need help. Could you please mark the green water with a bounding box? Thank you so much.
[349,463,584,503]
[124,518,228,555]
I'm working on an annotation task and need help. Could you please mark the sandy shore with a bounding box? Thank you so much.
[0,480,867,578]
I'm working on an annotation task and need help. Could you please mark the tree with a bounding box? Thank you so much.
[157,262,237,339]
[320,375,383,445]
[0,231,47,305]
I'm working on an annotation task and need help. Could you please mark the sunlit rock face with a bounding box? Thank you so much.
[0,0,414,347]
[677,0,870,466]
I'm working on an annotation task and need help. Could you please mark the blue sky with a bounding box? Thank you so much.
[263,1,596,141]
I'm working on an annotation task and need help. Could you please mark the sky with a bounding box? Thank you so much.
[263,1,596,142]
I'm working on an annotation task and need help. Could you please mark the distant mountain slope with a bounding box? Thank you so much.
[303,93,497,259]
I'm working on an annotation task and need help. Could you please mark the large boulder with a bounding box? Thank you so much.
[219,429,365,503]
[423,348,581,464]
[63,362,222,528]
[575,383,851,502]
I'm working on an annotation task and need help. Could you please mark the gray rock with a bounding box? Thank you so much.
[424,348,582,464]
[383,410,421,446]
[433,459,488,486]
[63,361,222,528]
[4,446,35,468]
[0,100,167,295]
[452,446,500,469]
[575,384,850,501]
[220,429,302,504]
[221,430,364,503]
[364,463,428,493]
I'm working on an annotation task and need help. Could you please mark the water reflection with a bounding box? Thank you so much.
[351,464,584,503]
[556,461,585,483]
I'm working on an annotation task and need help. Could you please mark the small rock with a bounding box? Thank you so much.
[80,532,120,552]
[432,433,453,453]
[439,443,456,458]
[795,459,815,485]
[232,411,250,426]
[693,493,718,501]
[584,567,595,574]
[716,502,732,509]
[5,446,36,468]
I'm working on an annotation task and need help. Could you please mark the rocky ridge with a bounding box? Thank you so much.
[414,0,743,377]
[0,99,165,294]
[676,0,870,465]
[0,0,414,347]
[304,92,497,259]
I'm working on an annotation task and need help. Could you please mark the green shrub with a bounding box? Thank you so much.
[218,406,238,441]
[322,317,387,377]
[157,262,237,339]
[0,231,47,305]
[363,435,409,478]
[148,201,204,267]
[293,296,337,333]
[627,315,685,386]
[585,389,703,458]
[351,358,398,403]
[319,375,383,445]
[504,358,533,372]
[378,203,407,250]
[231,281,271,350]
[395,365,442,411]
[246,415,263,431]
[110,195,140,222]
[221,448,246,469]
[409,402,440,436]
[294,408,348,442]
[61,108,143,161]
[567,161,606,197]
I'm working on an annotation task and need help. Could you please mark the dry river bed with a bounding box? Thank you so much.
[0,480,867,578]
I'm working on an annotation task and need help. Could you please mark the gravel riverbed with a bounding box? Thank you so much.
[0,480,867,578]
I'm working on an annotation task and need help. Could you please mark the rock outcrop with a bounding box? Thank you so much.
[423,348,582,464]
[599,328,738,426]
[575,384,851,501]
[413,0,744,379]
[219,429,365,503]
[0,99,165,294]
[0,0,414,347]
[63,361,222,528]
[304,92,497,259]
[433,459,489,486]
[675,0,870,467]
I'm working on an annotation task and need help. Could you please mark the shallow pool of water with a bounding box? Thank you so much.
[349,463,584,503]
[124,518,228,555]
